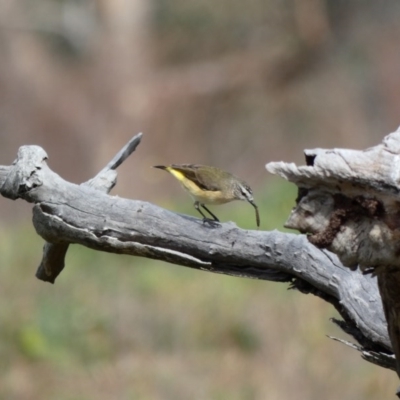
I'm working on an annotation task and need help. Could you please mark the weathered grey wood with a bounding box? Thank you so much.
[267,130,400,270]
[0,136,395,377]
[267,127,400,392]
[35,133,143,282]
[30,196,391,356]
[328,335,395,371]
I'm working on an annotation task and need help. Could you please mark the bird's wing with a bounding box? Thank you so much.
[170,164,221,191]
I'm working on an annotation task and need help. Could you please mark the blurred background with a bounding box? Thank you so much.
[0,0,399,399]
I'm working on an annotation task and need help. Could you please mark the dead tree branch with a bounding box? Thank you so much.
[268,127,400,395]
[0,133,395,379]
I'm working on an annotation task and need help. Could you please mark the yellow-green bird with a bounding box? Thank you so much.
[153,164,260,227]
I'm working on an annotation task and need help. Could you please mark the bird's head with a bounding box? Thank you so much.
[234,182,254,203]
[233,181,260,228]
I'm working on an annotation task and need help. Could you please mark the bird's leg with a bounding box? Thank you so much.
[194,201,208,219]
[201,204,220,222]
[194,202,219,225]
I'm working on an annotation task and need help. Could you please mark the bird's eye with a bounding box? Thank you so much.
[243,187,252,195]
[240,186,252,198]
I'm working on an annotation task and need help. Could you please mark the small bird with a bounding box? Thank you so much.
[153,164,260,228]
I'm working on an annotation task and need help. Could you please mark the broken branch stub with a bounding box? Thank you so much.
[0,133,143,283]
[266,128,400,382]
[267,129,400,271]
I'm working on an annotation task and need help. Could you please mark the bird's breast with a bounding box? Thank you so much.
[191,188,233,205]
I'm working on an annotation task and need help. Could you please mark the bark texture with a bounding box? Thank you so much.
[268,127,400,385]
[0,132,396,382]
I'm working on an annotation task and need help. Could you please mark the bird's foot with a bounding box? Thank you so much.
[202,218,220,228]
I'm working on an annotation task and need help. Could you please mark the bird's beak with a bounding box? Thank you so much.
[248,199,260,228]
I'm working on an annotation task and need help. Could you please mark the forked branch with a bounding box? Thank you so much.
[0,133,395,379]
